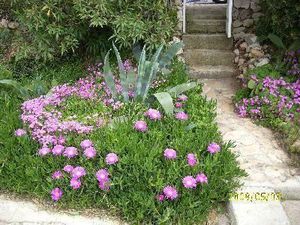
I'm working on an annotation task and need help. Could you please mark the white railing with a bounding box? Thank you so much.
[183,0,186,33]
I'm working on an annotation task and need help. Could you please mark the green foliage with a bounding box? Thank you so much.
[0,61,245,224]
[103,43,189,115]
[257,0,300,45]
[11,0,177,63]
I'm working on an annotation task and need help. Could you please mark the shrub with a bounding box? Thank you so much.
[11,0,177,62]
[0,61,245,224]
[256,0,300,44]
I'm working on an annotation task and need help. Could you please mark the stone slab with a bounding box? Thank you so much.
[0,195,123,225]
[228,187,290,225]
[282,201,300,225]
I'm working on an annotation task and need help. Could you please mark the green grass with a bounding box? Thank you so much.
[0,61,245,224]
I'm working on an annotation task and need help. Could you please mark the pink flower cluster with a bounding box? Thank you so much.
[50,165,86,201]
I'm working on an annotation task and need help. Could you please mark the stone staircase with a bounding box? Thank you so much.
[183,4,234,78]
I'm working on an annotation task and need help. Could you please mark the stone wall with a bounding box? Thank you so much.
[233,0,263,40]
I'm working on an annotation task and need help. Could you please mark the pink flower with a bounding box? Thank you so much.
[164,148,177,159]
[105,153,119,165]
[52,145,65,156]
[38,147,51,156]
[134,120,148,132]
[163,186,178,200]
[57,136,65,145]
[51,187,63,201]
[52,170,63,180]
[175,112,188,121]
[156,194,165,202]
[178,94,188,102]
[63,165,74,173]
[71,166,86,178]
[84,147,97,159]
[15,129,26,137]
[63,147,78,158]
[144,108,162,120]
[207,142,221,154]
[182,176,197,188]
[196,173,208,184]
[80,139,93,149]
[70,178,81,189]
[96,169,109,182]
[175,102,183,108]
[98,180,110,191]
[187,153,197,167]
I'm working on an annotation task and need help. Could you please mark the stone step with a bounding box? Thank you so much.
[187,19,226,33]
[186,4,227,20]
[189,65,234,79]
[183,34,232,50]
[228,187,291,225]
[184,49,233,66]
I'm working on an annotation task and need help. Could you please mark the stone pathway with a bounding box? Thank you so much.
[201,78,300,225]
[0,195,123,225]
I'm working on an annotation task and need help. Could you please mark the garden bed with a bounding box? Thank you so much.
[0,57,245,224]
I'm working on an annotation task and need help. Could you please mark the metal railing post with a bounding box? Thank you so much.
[183,0,186,33]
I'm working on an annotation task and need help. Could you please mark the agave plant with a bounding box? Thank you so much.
[103,42,197,116]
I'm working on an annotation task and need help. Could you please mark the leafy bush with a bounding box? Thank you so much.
[11,0,177,62]
[257,0,300,45]
[0,61,245,224]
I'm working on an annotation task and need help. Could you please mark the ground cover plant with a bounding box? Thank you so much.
[0,46,245,224]
[234,50,300,162]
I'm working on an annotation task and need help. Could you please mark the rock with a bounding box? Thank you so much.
[234,49,240,56]
[0,19,9,28]
[240,42,248,50]
[244,34,258,45]
[239,9,251,20]
[250,49,264,58]
[233,20,243,28]
[291,140,300,153]
[234,0,250,9]
[233,26,246,34]
[243,19,254,27]
[234,56,239,63]
[8,22,19,29]
[251,2,262,12]
[252,12,264,21]
[238,58,245,66]
[256,58,270,67]
[233,32,246,40]
[249,43,261,49]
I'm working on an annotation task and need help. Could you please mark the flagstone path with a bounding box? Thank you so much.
[200,78,300,225]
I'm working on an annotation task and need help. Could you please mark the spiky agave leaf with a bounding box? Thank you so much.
[141,45,163,101]
[159,42,184,70]
[136,45,146,100]
[112,43,129,102]
[103,50,117,98]
[168,82,197,97]
[153,92,174,116]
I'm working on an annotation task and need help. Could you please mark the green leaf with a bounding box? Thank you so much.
[113,43,129,102]
[153,92,174,116]
[268,34,286,49]
[103,50,117,98]
[136,46,146,99]
[159,42,184,70]
[0,79,20,88]
[168,82,197,97]
[141,45,163,101]
[288,39,300,51]
[247,80,256,89]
